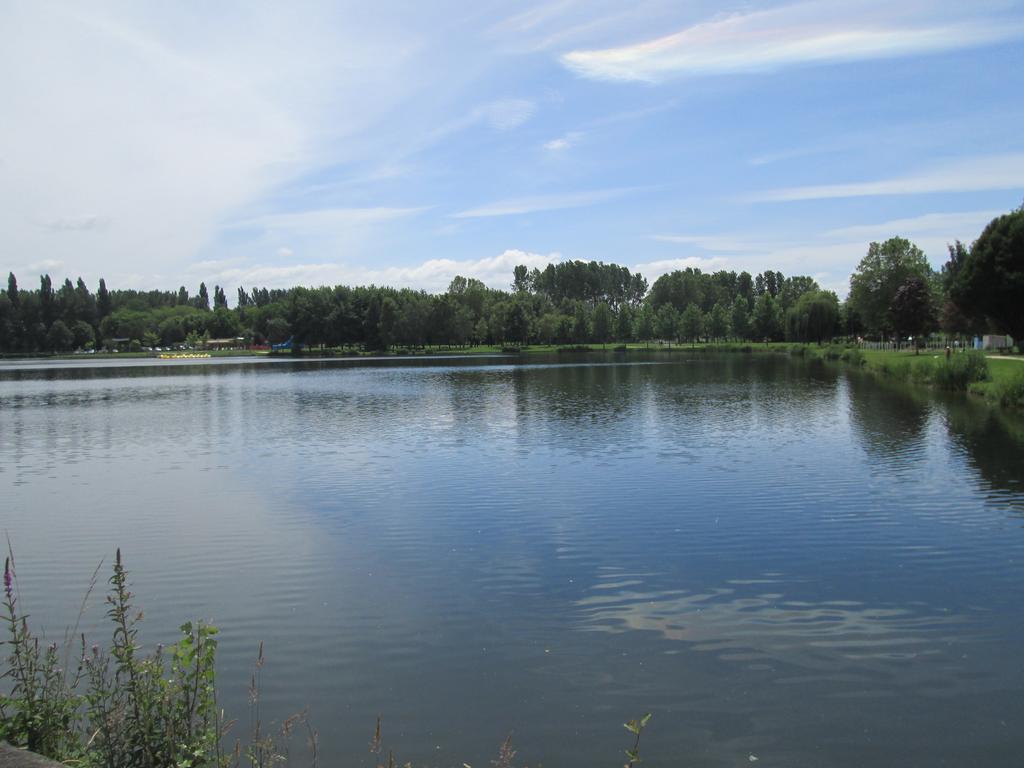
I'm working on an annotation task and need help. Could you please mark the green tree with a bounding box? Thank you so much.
[592,302,613,344]
[730,296,750,340]
[655,304,680,344]
[266,317,291,344]
[194,283,210,312]
[950,208,1024,343]
[71,320,95,349]
[474,317,489,345]
[512,264,530,293]
[379,297,397,349]
[506,299,531,344]
[848,237,931,336]
[615,305,633,342]
[785,290,839,344]
[751,293,782,341]
[572,303,589,343]
[6,272,18,308]
[636,305,655,345]
[680,303,703,344]
[889,277,935,352]
[39,275,55,326]
[706,302,729,341]
[45,320,74,351]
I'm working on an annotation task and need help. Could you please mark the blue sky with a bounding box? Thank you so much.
[3,0,1023,299]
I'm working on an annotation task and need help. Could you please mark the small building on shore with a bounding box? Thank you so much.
[203,337,245,350]
[974,334,1015,350]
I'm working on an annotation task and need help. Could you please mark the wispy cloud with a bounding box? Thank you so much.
[561,3,1023,82]
[196,249,564,294]
[452,187,637,218]
[648,234,766,252]
[234,206,429,233]
[750,153,1024,201]
[824,210,1004,240]
[38,215,111,233]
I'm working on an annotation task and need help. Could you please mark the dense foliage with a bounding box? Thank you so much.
[948,208,1024,343]
[0,261,839,353]
[847,237,933,337]
[4,205,1021,355]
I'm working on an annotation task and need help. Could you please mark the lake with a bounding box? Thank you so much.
[2,352,1023,767]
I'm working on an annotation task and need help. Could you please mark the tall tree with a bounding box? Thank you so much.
[950,208,1024,343]
[592,302,612,344]
[615,305,633,342]
[751,293,782,341]
[680,303,703,343]
[636,305,655,344]
[96,278,112,320]
[195,283,210,311]
[656,304,680,344]
[889,277,935,352]
[512,265,530,293]
[730,296,750,340]
[848,237,931,336]
[707,302,729,341]
[39,274,55,325]
[7,273,19,308]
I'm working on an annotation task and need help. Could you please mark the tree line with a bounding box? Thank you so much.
[1,207,1019,354]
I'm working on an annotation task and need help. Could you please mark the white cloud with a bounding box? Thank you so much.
[750,153,1024,201]
[452,187,637,218]
[197,249,563,294]
[0,3,442,287]
[561,2,1023,82]
[632,255,729,278]
[543,131,584,151]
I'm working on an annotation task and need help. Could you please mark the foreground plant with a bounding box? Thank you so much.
[3,551,649,768]
[1,550,315,768]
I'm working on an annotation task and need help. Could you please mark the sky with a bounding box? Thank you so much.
[2,0,1023,301]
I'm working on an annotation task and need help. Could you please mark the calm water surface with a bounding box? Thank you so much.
[2,353,1023,767]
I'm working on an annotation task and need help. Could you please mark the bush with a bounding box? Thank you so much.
[839,348,865,366]
[932,351,989,391]
[993,369,1024,408]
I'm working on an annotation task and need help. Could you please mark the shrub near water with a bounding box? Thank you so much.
[931,351,989,391]
[992,369,1024,408]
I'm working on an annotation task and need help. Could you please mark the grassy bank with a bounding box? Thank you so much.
[851,348,1024,408]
